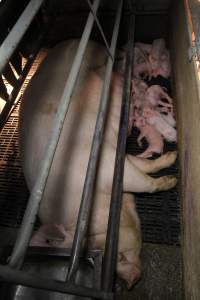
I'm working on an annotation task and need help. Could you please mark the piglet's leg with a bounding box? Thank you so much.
[136,148,153,159]
[137,132,145,147]
[158,100,173,109]
[126,151,177,174]
[123,155,177,193]
[160,90,173,104]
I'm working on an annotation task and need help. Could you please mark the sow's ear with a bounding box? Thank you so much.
[117,251,141,289]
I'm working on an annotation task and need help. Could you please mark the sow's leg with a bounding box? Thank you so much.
[123,153,177,193]
[127,151,177,174]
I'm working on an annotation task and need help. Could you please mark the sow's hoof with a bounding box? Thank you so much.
[153,175,177,193]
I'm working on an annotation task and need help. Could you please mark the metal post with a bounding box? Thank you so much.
[67,0,123,282]
[0,0,44,74]
[102,12,135,292]
[9,0,101,269]
[0,265,113,300]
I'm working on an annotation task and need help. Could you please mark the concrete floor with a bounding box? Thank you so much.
[0,228,183,300]
[116,243,183,300]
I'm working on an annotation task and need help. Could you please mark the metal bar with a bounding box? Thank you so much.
[0,76,8,101]
[11,52,23,76]
[3,64,18,87]
[0,265,113,300]
[0,31,45,131]
[102,12,135,292]
[67,0,123,282]
[9,0,101,269]
[86,0,113,60]
[0,62,33,129]
[0,0,44,74]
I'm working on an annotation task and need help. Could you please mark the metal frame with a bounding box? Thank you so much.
[67,0,123,282]
[0,25,49,131]
[9,0,101,269]
[0,0,45,74]
[0,0,137,298]
[0,265,113,300]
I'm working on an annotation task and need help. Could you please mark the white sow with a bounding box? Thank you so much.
[19,40,177,288]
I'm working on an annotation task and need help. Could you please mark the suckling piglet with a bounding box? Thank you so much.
[143,107,177,142]
[134,46,148,65]
[149,39,165,69]
[134,116,164,158]
[160,111,176,127]
[153,50,171,78]
[133,61,152,79]
[132,78,148,98]
[149,39,171,78]
[135,42,152,55]
[145,85,173,111]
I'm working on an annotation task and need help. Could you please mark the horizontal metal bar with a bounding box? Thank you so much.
[8,0,101,270]
[1,246,102,261]
[0,265,113,300]
[0,0,44,74]
[102,12,135,292]
[67,0,123,282]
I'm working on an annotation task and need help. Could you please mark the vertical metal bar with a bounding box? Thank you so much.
[67,0,123,282]
[9,0,101,269]
[0,0,44,74]
[102,12,135,292]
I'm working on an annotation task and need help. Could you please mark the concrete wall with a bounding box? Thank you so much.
[171,0,200,298]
